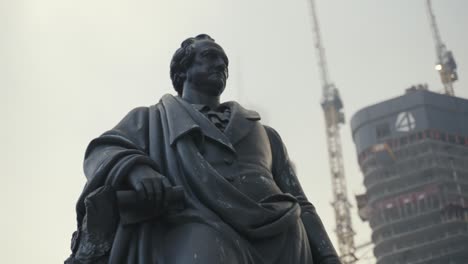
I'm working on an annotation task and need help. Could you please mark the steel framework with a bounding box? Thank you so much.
[307,1,357,263]
[426,0,458,96]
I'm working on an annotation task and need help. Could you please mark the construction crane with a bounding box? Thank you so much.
[307,1,357,263]
[426,0,458,96]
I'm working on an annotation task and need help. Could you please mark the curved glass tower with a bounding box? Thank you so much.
[351,88,468,264]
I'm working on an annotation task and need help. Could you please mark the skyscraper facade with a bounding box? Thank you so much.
[351,88,468,264]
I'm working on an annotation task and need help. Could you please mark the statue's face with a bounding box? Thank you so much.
[185,40,228,96]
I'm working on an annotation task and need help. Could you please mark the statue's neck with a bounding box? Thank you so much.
[181,86,221,109]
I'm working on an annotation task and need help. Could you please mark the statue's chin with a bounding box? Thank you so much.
[204,86,225,96]
[199,79,226,96]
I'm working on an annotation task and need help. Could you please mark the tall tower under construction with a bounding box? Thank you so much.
[351,88,468,264]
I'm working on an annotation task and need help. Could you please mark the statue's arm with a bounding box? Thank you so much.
[84,107,151,179]
[83,106,171,213]
[264,126,341,264]
[68,107,166,263]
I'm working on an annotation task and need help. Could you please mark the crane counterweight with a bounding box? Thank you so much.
[426,0,458,96]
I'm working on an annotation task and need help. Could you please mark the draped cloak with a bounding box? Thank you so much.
[66,94,339,264]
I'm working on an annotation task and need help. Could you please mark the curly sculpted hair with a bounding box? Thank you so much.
[170,34,229,95]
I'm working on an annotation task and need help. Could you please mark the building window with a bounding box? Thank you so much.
[448,134,457,144]
[376,123,391,139]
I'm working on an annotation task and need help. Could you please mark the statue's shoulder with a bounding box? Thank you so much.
[120,106,150,124]
[262,125,288,152]
[124,93,177,118]
[224,100,261,121]
[263,125,281,140]
[128,106,150,114]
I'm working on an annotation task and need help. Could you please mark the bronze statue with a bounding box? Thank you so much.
[66,34,341,264]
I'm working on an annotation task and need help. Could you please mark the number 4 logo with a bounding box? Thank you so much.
[395,112,416,132]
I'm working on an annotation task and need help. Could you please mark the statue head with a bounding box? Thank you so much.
[170,34,229,96]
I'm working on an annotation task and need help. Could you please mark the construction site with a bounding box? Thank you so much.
[352,88,468,264]
[309,0,467,263]
[4,0,466,263]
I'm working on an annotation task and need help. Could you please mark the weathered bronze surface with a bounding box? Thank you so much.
[66,34,340,264]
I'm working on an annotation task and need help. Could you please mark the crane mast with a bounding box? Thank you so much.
[426,0,458,96]
[307,1,357,263]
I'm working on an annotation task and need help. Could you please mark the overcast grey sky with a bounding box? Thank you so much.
[2,0,467,263]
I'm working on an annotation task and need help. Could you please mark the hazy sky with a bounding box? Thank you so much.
[2,1,467,263]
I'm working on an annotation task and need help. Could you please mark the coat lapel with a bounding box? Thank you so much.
[223,101,261,145]
[161,94,199,146]
[162,94,235,152]
[161,94,261,151]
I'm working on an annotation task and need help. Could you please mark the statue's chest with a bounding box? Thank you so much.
[201,122,272,174]
[200,124,281,200]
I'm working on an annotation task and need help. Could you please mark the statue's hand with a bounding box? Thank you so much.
[128,165,171,209]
